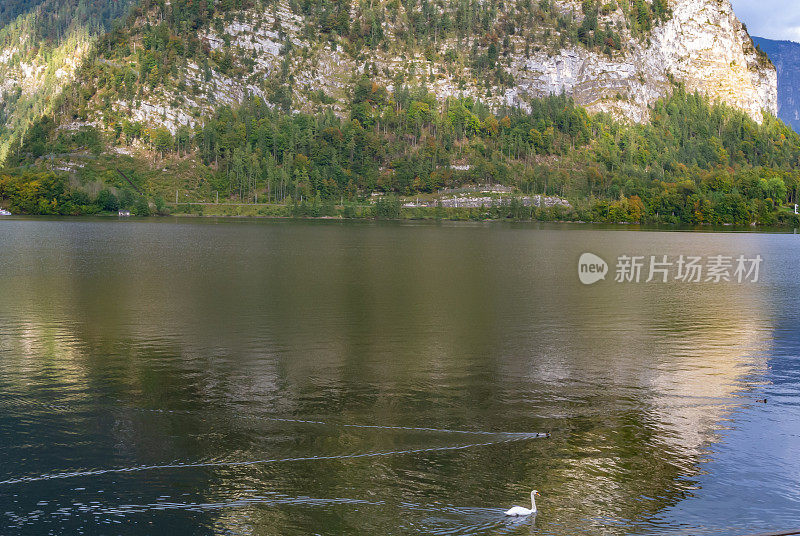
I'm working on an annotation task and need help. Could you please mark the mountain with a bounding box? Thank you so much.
[752,36,800,133]
[94,0,776,131]
[1,0,777,151]
[2,0,799,228]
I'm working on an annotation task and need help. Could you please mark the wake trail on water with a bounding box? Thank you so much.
[0,396,548,436]
[0,396,550,487]
[0,433,549,486]
[5,492,531,535]
[221,416,544,436]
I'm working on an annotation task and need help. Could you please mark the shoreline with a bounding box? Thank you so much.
[2,212,798,234]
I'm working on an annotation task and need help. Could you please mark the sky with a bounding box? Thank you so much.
[730,0,800,42]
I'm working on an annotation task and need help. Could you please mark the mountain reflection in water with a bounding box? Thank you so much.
[0,219,797,535]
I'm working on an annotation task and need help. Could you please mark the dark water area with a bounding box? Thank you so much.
[0,218,798,535]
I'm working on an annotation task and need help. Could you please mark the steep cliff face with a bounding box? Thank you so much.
[0,0,780,151]
[104,0,775,138]
[752,36,800,132]
[649,0,776,121]
[507,0,777,123]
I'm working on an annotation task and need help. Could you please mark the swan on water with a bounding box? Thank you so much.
[504,490,540,516]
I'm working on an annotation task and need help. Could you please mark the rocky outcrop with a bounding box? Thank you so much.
[507,0,777,123]
[650,0,776,122]
[103,0,778,134]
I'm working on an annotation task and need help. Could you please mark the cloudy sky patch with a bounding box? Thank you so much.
[730,0,800,42]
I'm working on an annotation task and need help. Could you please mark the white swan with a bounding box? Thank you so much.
[504,490,540,516]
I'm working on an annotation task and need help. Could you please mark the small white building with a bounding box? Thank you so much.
[118,210,131,217]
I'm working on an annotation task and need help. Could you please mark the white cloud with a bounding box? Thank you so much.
[730,0,800,42]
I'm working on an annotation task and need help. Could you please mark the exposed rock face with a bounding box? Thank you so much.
[507,0,777,123]
[650,0,776,122]
[103,0,779,133]
[752,36,800,132]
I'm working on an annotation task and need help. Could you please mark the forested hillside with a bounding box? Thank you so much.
[1,0,797,226]
[0,0,135,161]
[4,79,800,226]
[40,0,673,132]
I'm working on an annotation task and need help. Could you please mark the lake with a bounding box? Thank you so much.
[0,218,798,535]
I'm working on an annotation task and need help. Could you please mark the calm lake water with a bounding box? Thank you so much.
[0,218,799,535]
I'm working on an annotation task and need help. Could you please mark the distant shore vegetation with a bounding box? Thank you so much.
[3,84,800,226]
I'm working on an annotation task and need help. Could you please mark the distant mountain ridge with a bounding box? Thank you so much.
[753,36,800,133]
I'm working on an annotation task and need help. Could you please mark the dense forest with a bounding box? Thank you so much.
[4,82,800,225]
[0,0,133,40]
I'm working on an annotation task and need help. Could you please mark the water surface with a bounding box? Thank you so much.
[0,218,798,535]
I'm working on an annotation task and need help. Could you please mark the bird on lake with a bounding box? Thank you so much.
[504,490,540,516]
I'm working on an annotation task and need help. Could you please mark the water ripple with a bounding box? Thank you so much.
[0,433,549,486]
